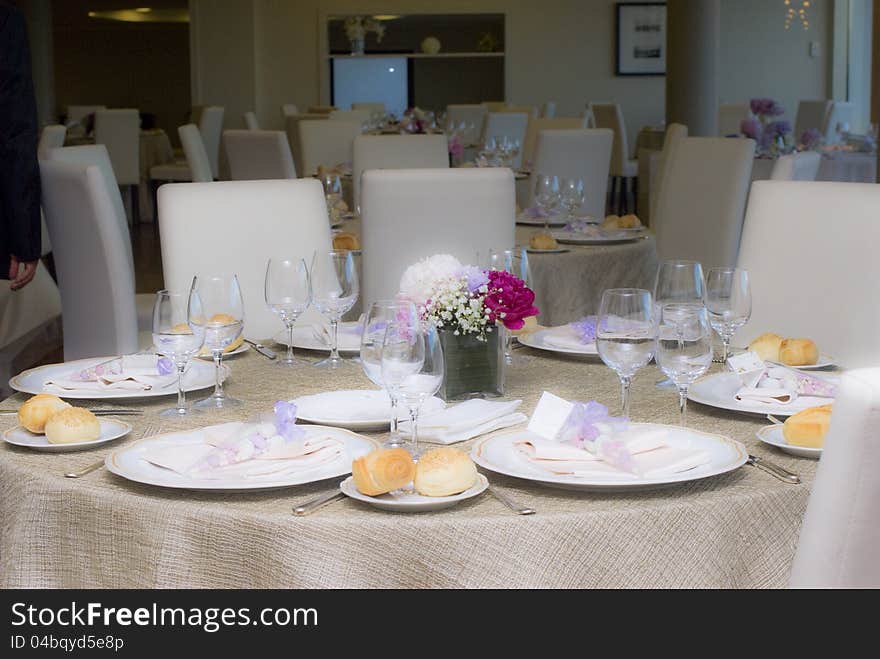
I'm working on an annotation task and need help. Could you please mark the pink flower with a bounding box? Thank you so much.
[484,270,539,330]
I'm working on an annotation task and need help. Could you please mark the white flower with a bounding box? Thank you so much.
[398,254,462,306]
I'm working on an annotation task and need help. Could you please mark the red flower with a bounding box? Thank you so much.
[484,270,539,330]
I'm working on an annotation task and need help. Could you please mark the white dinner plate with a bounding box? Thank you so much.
[516,213,596,228]
[196,343,249,359]
[2,418,132,452]
[340,474,489,512]
[10,357,224,400]
[688,371,836,418]
[472,424,747,491]
[516,328,598,356]
[294,389,445,431]
[276,322,361,354]
[552,228,645,245]
[105,425,379,492]
[756,424,822,459]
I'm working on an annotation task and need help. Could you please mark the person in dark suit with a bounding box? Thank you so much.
[0,2,41,291]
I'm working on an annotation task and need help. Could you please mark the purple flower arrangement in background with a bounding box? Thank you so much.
[749,98,785,118]
[799,128,823,150]
[740,97,795,155]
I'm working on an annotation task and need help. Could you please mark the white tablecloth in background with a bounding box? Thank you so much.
[752,151,877,183]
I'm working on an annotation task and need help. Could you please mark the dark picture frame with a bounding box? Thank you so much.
[615,2,666,76]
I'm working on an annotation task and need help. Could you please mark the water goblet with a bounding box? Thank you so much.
[704,267,752,364]
[311,250,359,369]
[559,177,586,222]
[534,174,561,232]
[265,258,311,367]
[151,289,206,417]
[656,303,714,426]
[653,259,705,386]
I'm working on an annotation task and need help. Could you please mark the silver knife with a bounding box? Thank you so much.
[292,490,344,516]
[747,454,801,484]
[244,338,277,360]
[0,409,143,416]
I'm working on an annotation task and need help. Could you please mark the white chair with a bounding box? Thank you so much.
[360,168,515,305]
[789,368,880,588]
[37,124,66,159]
[794,100,832,142]
[223,130,296,181]
[65,104,105,129]
[650,123,688,220]
[329,109,370,124]
[177,124,213,183]
[482,101,507,112]
[39,159,139,359]
[522,116,588,169]
[736,181,880,366]
[482,112,529,169]
[718,103,752,137]
[769,151,822,181]
[529,129,614,220]
[352,134,449,211]
[582,105,597,128]
[307,105,336,114]
[281,104,299,119]
[198,106,225,180]
[299,119,361,178]
[284,113,329,177]
[243,111,260,130]
[352,102,385,114]
[158,179,332,340]
[541,102,557,119]
[653,137,755,268]
[94,108,140,224]
[824,101,855,144]
[501,104,539,119]
[446,104,488,145]
[590,103,638,214]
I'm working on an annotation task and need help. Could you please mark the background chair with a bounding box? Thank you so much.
[299,119,361,178]
[500,104,539,118]
[37,124,66,159]
[158,179,332,339]
[65,104,105,131]
[352,102,385,114]
[529,128,613,219]
[197,106,225,179]
[481,101,507,112]
[736,180,880,366]
[769,151,822,181]
[540,102,557,119]
[446,104,488,145]
[285,113,329,176]
[329,109,370,124]
[281,104,299,119]
[522,116,588,169]
[360,168,515,305]
[718,103,752,137]
[824,101,855,144]
[590,102,638,214]
[176,124,213,183]
[307,105,336,114]
[482,112,529,169]
[223,130,296,180]
[243,111,260,130]
[649,122,688,220]
[794,100,832,142]
[94,108,140,224]
[653,136,755,268]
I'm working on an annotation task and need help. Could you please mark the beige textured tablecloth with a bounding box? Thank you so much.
[0,348,815,589]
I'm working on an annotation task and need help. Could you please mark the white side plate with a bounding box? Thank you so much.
[2,418,132,452]
[756,424,822,459]
[340,474,488,512]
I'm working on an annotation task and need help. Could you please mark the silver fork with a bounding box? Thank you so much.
[64,422,160,479]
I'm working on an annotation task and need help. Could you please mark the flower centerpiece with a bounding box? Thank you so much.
[740,98,795,155]
[398,254,539,399]
[343,16,385,55]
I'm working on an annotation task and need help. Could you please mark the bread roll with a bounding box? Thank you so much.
[18,394,71,434]
[619,214,642,229]
[779,338,818,366]
[352,448,415,496]
[332,232,360,251]
[783,404,832,448]
[414,447,477,497]
[44,407,101,444]
[529,233,558,250]
[748,332,784,362]
[601,214,621,229]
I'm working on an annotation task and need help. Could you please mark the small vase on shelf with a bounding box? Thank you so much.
[350,37,365,56]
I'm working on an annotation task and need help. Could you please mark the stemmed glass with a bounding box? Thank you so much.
[560,178,586,222]
[596,288,657,418]
[151,289,206,417]
[360,300,419,447]
[487,247,531,365]
[321,173,343,211]
[480,136,498,165]
[704,267,752,364]
[653,260,704,386]
[656,303,713,426]
[191,274,245,409]
[534,174,561,232]
[265,258,311,367]
[311,250,359,369]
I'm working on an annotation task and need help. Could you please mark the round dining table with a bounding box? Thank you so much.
[0,347,815,589]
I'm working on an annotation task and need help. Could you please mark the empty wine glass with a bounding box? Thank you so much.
[534,174,560,232]
[321,173,342,207]
[653,260,705,386]
[656,303,713,426]
[191,274,245,409]
[265,258,311,367]
[361,300,419,448]
[381,317,425,456]
[311,250,359,369]
[704,267,752,364]
[480,136,498,165]
[596,288,657,418]
[151,289,206,417]
[560,178,586,221]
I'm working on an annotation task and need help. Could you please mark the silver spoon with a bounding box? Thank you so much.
[293,490,345,516]
[487,484,536,515]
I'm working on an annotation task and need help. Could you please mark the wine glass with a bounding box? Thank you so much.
[311,250,359,369]
[596,288,657,418]
[559,178,586,222]
[487,247,531,365]
[191,274,245,409]
[653,260,704,386]
[480,136,498,165]
[381,317,425,456]
[321,173,342,208]
[151,289,206,417]
[704,267,752,364]
[265,258,311,367]
[360,300,419,447]
[656,303,713,426]
[534,174,560,232]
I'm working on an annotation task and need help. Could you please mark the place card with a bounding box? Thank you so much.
[526,391,574,440]
[727,351,766,388]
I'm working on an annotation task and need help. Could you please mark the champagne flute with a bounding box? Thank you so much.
[596,288,657,418]
[656,303,713,426]
[311,250,359,369]
[151,289,206,417]
[704,267,752,364]
[265,258,311,367]
[191,274,245,409]
[653,259,705,386]
[360,300,419,448]
[559,178,586,222]
[534,174,560,232]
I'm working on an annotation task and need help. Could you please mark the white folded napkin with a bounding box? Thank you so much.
[735,386,797,405]
[44,355,178,393]
[295,390,445,423]
[541,326,595,351]
[401,399,526,444]
[289,322,362,351]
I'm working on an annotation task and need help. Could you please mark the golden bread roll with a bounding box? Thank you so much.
[414,447,477,497]
[529,233,558,250]
[619,214,642,229]
[18,394,71,434]
[601,214,621,229]
[44,407,101,444]
[783,404,832,448]
[332,232,360,251]
[779,338,818,366]
[748,332,784,362]
[352,448,415,496]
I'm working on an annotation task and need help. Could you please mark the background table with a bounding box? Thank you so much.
[0,348,815,588]
[751,151,877,183]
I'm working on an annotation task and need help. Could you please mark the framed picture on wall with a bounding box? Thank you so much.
[615,3,666,76]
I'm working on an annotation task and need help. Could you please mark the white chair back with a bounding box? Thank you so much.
[299,119,361,178]
[504,105,539,118]
[223,130,296,180]
[582,105,596,128]
[794,100,832,141]
[307,105,336,114]
[66,105,105,126]
[769,151,821,181]
[360,168,515,305]
[446,104,488,145]
[653,136,754,267]
[530,129,613,219]
[650,123,688,220]
[483,112,529,168]
[243,111,259,130]
[824,101,855,143]
[541,102,557,119]
[736,180,880,366]
[352,102,385,114]
[198,106,225,179]
[281,104,299,119]
[590,103,631,177]
[482,101,507,112]
[352,134,449,211]
[94,109,140,186]
[522,116,588,168]
[284,113,329,176]
[39,159,138,359]
[329,109,370,124]
[177,124,213,183]
[718,103,752,136]
[789,368,880,588]
[37,124,66,159]
[158,179,332,339]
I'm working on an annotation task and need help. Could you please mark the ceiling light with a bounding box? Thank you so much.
[372,15,400,21]
[135,7,152,12]
[87,8,189,23]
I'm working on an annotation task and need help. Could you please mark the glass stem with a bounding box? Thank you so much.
[286,321,295,363]
[620,375,633,418]
[176,363,187,413]
[213,352,224,398]
[678,386,689,427]
[409,404,420,456]
[329,318,340,360]
[505,328,513,362]
[721,334,731,364]
[389,395,399,439]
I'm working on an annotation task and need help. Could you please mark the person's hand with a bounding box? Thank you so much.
[9,255,38,291]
